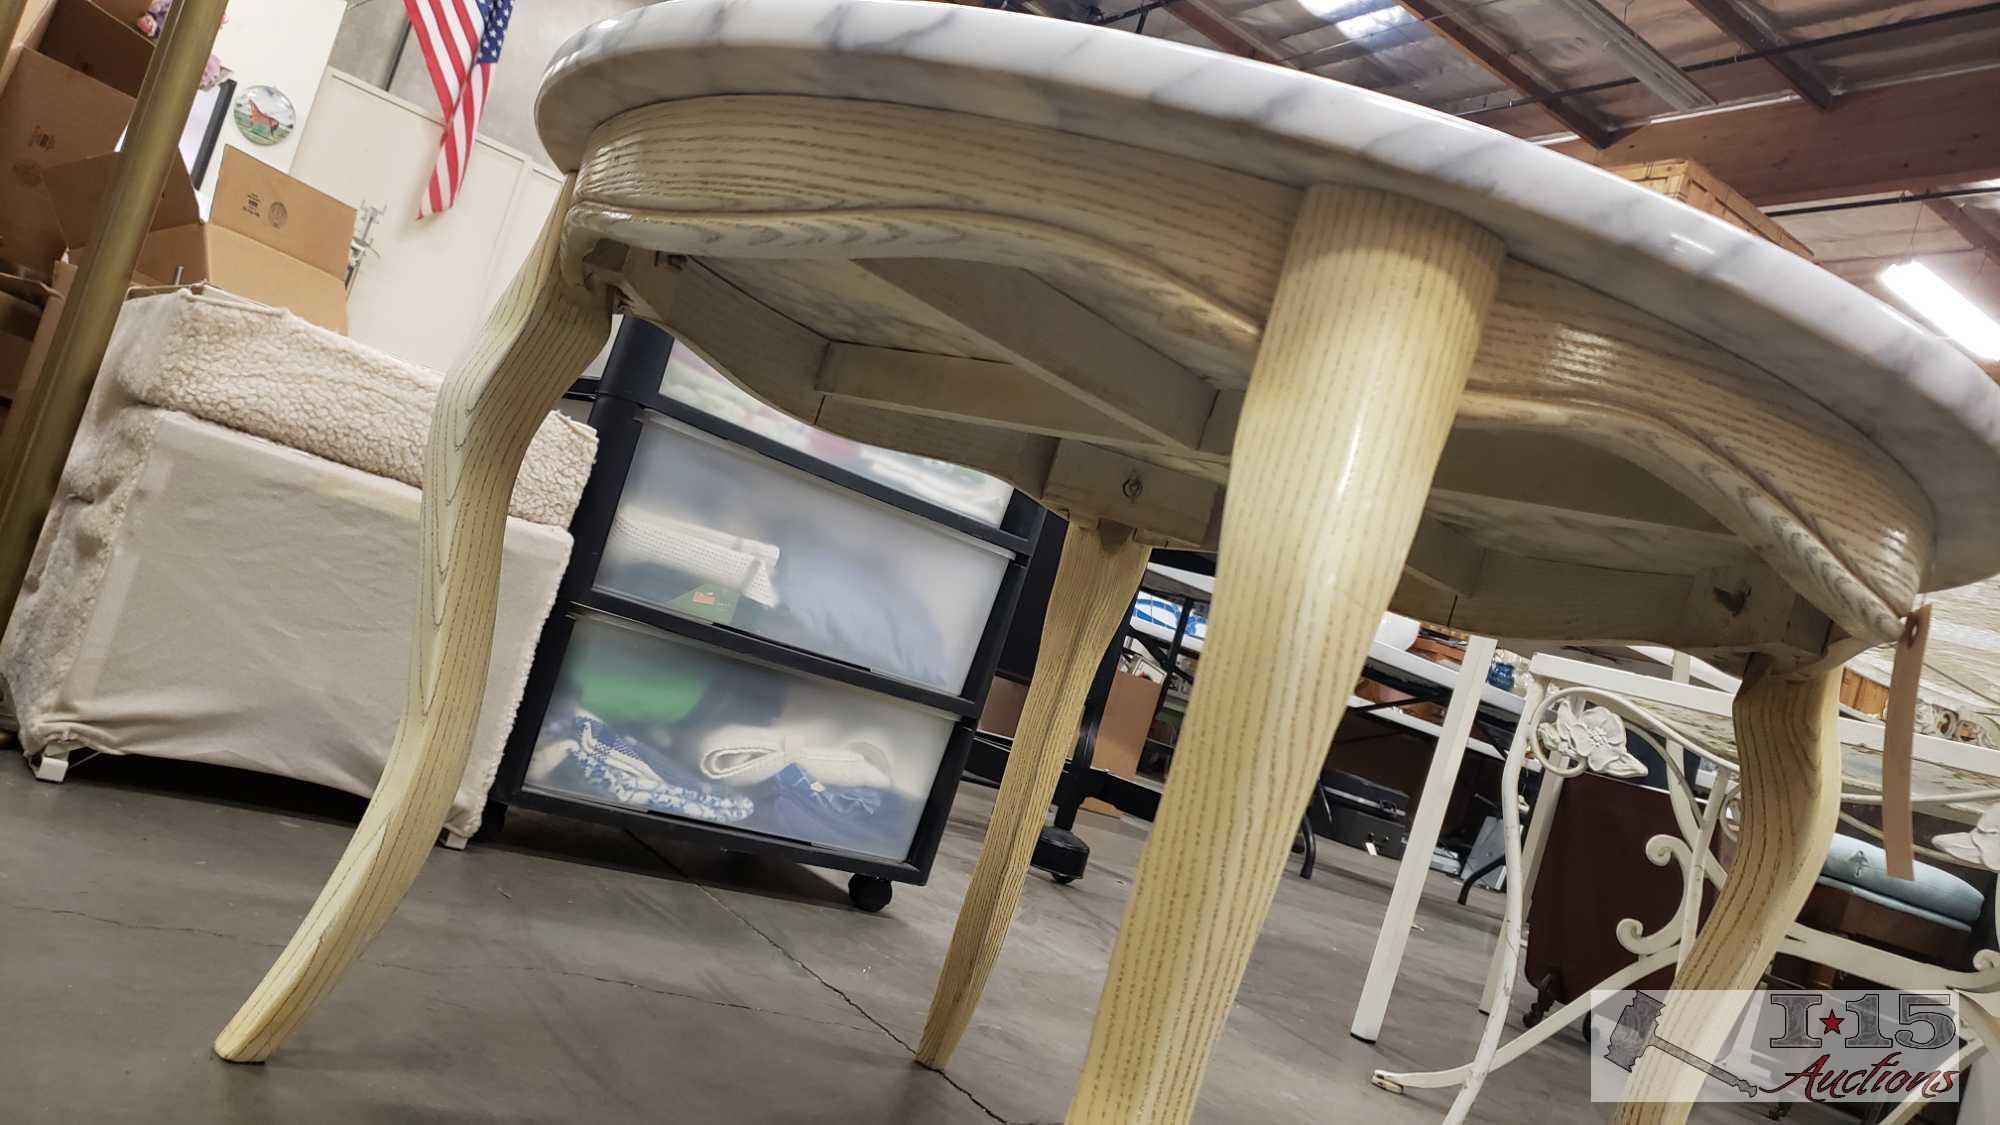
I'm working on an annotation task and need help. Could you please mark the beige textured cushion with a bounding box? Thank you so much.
[113,288,597,527]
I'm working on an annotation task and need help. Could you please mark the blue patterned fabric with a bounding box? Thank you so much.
[776,763,882,817]
[752,763,913,856]
[540,709,921,858]
[561,712,754,823]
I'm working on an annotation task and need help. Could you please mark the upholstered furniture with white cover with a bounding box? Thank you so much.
[0,289,595,841]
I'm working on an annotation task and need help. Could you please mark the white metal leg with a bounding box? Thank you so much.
[1661,652,1707,973]
[1376,945,1680,1092]
[1438,681,1545,1125]
[1352,634,1499,1042]
[1479,679,1552,1014]
[1476,658,1673,1012]
[1878,1038,1982,1125]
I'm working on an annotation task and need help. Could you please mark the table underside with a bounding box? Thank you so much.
[558,93,1933,672]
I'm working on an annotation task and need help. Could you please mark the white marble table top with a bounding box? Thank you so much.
[540,0,2000,588]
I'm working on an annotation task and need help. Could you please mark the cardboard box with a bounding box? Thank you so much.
[0,0,152,270]
[1081,670,1165,818]
[16,0,152,92]
[0,260,66,461]
[45,147,355,332]
[0,259,173,466]
[0,286,41,400]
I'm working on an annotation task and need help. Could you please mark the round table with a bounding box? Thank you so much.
[212,4,2000,1122]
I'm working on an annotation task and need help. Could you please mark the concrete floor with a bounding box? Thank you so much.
[0,754,1820,1124]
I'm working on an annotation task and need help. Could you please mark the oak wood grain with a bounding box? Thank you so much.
[710,256,1008,362]
[917,519,1151,1067]
[575,94,1293,384]
[1406,517,1489,595]
[860,258,1216,451]
[1067,185,1502,1124]
[579,98,1930,656]
[1613,660,1842,1120]
[1465,263,1932,645]
[621,254,826,421]
[213,181,612,1062]
[816,343,1147,446]
[1397,553,1839,669]
[1041,442,1221,548]
[1426,490,1752,575]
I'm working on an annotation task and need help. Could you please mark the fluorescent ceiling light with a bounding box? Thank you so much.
[1332,5,1412,39]
[1880,261,2000,362]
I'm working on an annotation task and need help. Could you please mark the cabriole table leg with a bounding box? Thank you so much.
[212,182,612,1062]
[1613,659,1841,1122]
[1066,185,1503,1123]
[918,519,1151,1068]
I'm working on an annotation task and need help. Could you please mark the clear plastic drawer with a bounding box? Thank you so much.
[594,413,1011,695]
[656,345,1014,528]
[524,614,957,861]
[576,317,1012,526]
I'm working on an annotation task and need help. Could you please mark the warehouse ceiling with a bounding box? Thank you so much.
[1072,0,2000,144]
[320,0,1998,373]
[1001,0,2000,373]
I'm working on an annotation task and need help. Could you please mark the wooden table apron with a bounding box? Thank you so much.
[211,93,1936,1125]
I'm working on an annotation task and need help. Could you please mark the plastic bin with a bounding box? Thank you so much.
[596,413,1011,694]
[656,345,1014,527]
[525,613,958,861]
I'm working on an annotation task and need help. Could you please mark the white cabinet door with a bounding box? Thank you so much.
[291,70,564,372]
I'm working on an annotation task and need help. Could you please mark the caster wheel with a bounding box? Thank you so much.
[1051,873,1077,885]
[848,874,893,913]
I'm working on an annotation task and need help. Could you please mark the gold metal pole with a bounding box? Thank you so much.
[0,0,29,59]
[0,0,224,627]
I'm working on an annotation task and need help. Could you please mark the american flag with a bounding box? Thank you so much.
[403,0,512,218]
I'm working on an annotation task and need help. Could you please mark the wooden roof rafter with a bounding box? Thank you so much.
[1679,0,1837,110]
[1551,68,2000,206]
[1390,0,1623,149]
[1929,198,2000,264]
[1158,0,1302,65]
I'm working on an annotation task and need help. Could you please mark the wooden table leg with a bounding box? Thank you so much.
[1613,658,1841,1122]
[212,183,611,1062]
[1066,185,1503,1124]
[918,519,1150,1068]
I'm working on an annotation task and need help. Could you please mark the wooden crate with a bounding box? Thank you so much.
[1609,158,1812,259]
[1840,668,1891,718]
